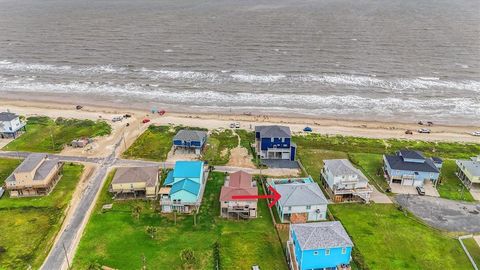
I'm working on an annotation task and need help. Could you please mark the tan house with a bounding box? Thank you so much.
[110,166,159,199]
[5,153,63,197]
[219,171,258,219]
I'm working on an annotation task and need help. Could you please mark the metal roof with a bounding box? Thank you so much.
[172,161,204,179]
[456,158,480,180]
[323,159,368,183]
[173,129,207,142]
[291,221,353,250]
[255,125,291,138]
[170,178,200,196]
[0,112,18,122]
[112,166,159,187]
[276,182,328,207]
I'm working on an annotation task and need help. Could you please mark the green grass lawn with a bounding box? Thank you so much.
[0,161,84,269]
[349,153,390,192]
[72,171,287,270]
[0,158,21,186]
[329,204,472,270]
[122,125,177,161]
[296,148,347,182]
[462,237,480,266]
[203,129,238,165]
[3,116,111,153]
[437,159,475,202]
[293,133,480,159]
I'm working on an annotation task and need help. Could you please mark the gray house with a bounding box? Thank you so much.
[321,159,372,203]
[173,130,208,155]
[267,177,328,223]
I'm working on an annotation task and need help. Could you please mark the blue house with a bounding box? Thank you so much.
[160,161,206,213]
[255,125,296,161]
[287,222,353,270]
[0,112,26,139]
[383,150,442,187]
[173,130,207,155]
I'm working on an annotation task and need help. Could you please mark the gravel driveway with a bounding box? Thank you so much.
[395,194,480,233]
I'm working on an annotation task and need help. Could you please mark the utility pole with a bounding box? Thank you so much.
[62,243,71,270]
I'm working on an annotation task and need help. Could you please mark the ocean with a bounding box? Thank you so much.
[0,0,479,125]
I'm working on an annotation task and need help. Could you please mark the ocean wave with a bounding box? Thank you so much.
[1,59,479,92]
[1,77,479,122]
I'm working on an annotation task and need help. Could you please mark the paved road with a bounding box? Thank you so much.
[0,150,103,164]
[396,194,480,233]
[40,141,120,270]
[1,150,296,269]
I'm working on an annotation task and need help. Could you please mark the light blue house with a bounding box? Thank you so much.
[383,150,442,187]
[173,130,208,155]
[160,161,206,213]
[255,125,296,161]
[287,222,353,270]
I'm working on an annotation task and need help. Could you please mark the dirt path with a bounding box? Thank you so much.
[226,131,256,168]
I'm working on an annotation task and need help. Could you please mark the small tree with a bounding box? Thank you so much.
[146,226,157,239]
[180,248,196,268]
[132,204,143,220]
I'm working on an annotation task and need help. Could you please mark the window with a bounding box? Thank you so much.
[306,205,311,210]
[288,206,292,211]
[313,251,319,256]
[342,247,347,254]
[325,249,330,256]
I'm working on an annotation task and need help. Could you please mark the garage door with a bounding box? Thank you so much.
[403,179,414,186]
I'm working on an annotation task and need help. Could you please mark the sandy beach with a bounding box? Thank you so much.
[1,97,479,150]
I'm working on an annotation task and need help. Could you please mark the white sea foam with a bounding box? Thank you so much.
[1,77,479,124]
[0,60,479,93]
[230,73,286,83]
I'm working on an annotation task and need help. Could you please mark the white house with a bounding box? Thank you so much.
[456,155,480,190]
[0,112,26,139]
[321,159,372,203]
[267,177,328,223]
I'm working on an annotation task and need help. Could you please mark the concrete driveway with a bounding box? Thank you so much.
[395,195,480,233]
[390,182,439,197]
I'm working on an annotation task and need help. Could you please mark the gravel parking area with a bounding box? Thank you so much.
[395,194,480,233]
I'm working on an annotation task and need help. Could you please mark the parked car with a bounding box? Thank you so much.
[230,123,235,128]
[75,105,83,110]
[416,186,426,196]
[235,122,240,128]
[142,118,150,124]
[112,116,123,122]
[417,121,424,125]
[472,131,480,137]
[252,266,260,270]
[417,128,431,134]
[405,130,413,135]
[303,126,313,132]
[158,110,166,116]
[426,121,434,126]
[124,114,132,118]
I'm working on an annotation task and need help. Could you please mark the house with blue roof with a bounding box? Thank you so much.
[287,221,353,270]
[160,161,206,213]
[383,150,442,187]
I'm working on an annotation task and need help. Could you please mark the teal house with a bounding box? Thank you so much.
[287,222,353,270]
[160,161,206,213]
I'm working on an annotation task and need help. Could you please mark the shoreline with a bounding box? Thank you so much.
[1,95,479,144]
